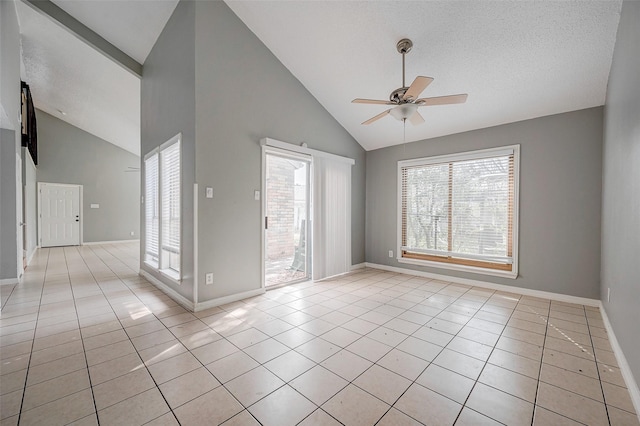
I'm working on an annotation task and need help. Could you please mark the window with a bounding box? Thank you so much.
[398,145,519,278]
[144,134,181,280]
[144,153,159,266]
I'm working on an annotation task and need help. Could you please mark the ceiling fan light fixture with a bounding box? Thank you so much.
[389,103,418,121]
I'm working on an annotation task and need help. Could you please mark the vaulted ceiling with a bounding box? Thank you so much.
[16,0,622,154]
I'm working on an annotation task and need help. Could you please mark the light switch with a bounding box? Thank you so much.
[254,190,260,201]
[206,187,213,198]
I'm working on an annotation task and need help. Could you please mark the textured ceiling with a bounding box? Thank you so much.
[16,1,622,155]
[17,0,141,155]
[50,0,179,64]
[226,1,622,151]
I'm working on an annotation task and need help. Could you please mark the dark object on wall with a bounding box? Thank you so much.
[21,81,38,165]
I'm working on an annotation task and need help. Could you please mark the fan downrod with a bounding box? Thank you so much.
[391,38,414,103]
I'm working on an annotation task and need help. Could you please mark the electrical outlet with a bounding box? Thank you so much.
[607,287,610,302]
[206,187,213,198]
[388,250,393,258]
[130,231,134,236]
[205,273,213,285]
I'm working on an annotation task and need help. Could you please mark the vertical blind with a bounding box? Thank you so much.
[144,153,159,266]
[312,156,352,281]
[401,148,515,270]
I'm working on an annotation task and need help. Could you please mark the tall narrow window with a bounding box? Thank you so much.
[144,134,181,280]
[144,153,159,267]
[161,140,181,275]
[399,145,519,278]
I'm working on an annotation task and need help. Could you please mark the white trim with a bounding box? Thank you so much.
[193,183,198,305]
[82,239,139,246]
[194,288,265,312]
[397,144,520,280]
[0,278,19,286]
[364,262,600,307]
[599,303,640,418]
[140,269,193,311]
[261,137,355,165]
[260,145,266,290]
[399,145,517,168]
[351,263,366,271]
[264,145,312,163]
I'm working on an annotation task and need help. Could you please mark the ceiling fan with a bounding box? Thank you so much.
[352,38,468,125]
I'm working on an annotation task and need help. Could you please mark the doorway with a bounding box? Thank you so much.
[38,182,82,247]
[16,154,23,278]
[263,149,311,287]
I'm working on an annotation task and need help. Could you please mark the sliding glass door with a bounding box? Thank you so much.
[264,151,311,287]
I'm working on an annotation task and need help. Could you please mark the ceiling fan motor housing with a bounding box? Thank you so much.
[390,87,410,103]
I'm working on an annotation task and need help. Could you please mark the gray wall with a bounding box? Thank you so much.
[141,0,196,301]
[0,0,22,281]
[193,1,366,302]
[36,109,140,243]
[366,107,603,299]
[601,0,640,387]
[1,129,18,280]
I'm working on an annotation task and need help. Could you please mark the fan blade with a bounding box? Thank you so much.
[416,93,468,106]
[409,111,425,126]
[362,109,391,125]
[403,76,434,100]
[352,98,395,105]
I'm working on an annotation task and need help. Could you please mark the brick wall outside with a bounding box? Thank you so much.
[266,156,295,260]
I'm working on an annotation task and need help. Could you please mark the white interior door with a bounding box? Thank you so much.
[39,183,81,247]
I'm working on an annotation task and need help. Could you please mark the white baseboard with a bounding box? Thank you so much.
[194,288,265,312]
[599,303,640,418]
[139,270,194,311]
[364,262,600,307]
[351,263,366,271]
[0,278,19,286]
[139,269,265,314]
[83,239,140,246]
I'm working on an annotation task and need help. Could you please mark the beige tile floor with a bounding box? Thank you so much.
[1,242,638,425]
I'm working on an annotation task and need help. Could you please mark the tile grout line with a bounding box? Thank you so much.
[529,297,551,426]
[15,248,50,425]
[64,246,103,425]
[585,304,613,426]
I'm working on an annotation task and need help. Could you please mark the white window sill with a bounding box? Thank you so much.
[143,261,182,285]
[397,257,518,280]
[160,268,181,285]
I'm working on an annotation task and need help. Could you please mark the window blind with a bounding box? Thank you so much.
[400,148,516,272]
[144,153,159,266]
[160,141,181,273]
